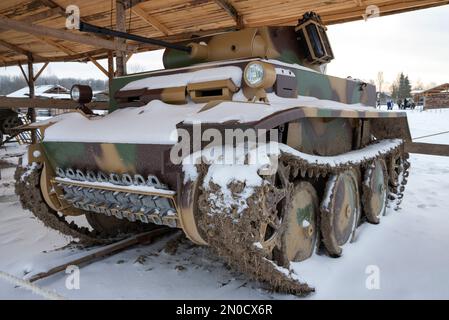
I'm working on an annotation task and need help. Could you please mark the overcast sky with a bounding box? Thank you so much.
[1,4,448,90]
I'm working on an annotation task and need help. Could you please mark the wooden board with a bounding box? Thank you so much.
[0,96,109,110]
[0,0,448,67]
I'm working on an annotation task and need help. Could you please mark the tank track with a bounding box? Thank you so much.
[15,164,119,246]
[387,149,411,210]
[197,140,410,295]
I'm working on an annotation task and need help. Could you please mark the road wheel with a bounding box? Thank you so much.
[320,170,360,257]
[278,181,319,266]
[363,159,387,224]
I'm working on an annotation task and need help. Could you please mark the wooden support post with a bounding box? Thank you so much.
[26,54,37,143]
[108,51,114,94]
[115,0,127,77]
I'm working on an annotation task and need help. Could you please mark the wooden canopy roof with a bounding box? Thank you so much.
[1,0,449,67]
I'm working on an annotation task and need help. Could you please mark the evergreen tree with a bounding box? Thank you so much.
[403,75,412,98]
[391,72,412,100]
[391,84,398,100]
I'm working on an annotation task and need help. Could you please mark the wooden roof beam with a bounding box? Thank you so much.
[132,5,171,36]
[19,7,62,23]
[0,25,238,67]
[0,39,43,60]
[33,36,77,55]
[124,0,149,9]
[321,0,449,25]
[0,16,136,52]
[214,0,243,28]
[0,54,7,64]
[38,0,67,17]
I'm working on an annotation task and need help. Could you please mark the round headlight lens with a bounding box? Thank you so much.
[244,62,265,87]
[70,84,92,104]
[71,86,81,102]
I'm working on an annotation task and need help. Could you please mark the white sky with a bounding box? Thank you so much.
[1,4,448,90]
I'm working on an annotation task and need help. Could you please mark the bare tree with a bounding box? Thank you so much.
[377,71,384,93]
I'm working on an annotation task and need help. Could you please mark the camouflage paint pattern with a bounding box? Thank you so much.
[162,27,317,71]
[42,141,180,190]
[39,26,410,198]
[111,58,377,111]
[110,25,377,110]
[287,118,354,156]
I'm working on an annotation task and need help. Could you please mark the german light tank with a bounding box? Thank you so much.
[15,12,412,294]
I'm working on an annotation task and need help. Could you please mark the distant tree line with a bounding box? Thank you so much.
[0,75,108,96]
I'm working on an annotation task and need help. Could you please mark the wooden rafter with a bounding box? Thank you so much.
[320,0,449,25]
[38,0,67,17]
[0,16,135,52]
[0,39,39,58]
[214,0,242,27]
[132,5,171,36]
[33,36,76,55]
[19,7,62,23]
[124,0,149,9]
[0,25,235,67]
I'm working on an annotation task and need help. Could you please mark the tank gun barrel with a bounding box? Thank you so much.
[78,22,192,53]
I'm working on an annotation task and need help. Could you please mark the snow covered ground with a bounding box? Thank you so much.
[0,108,448,300]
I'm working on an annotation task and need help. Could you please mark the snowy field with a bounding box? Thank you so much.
[0,108,448,300]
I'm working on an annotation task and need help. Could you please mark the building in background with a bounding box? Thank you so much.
[377,91,393,105]
[6,84,71,117]
[413,83,449,109]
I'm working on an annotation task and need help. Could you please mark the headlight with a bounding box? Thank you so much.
[70,84,92,104]
[244,62,265,87]
[243,62,276,89]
